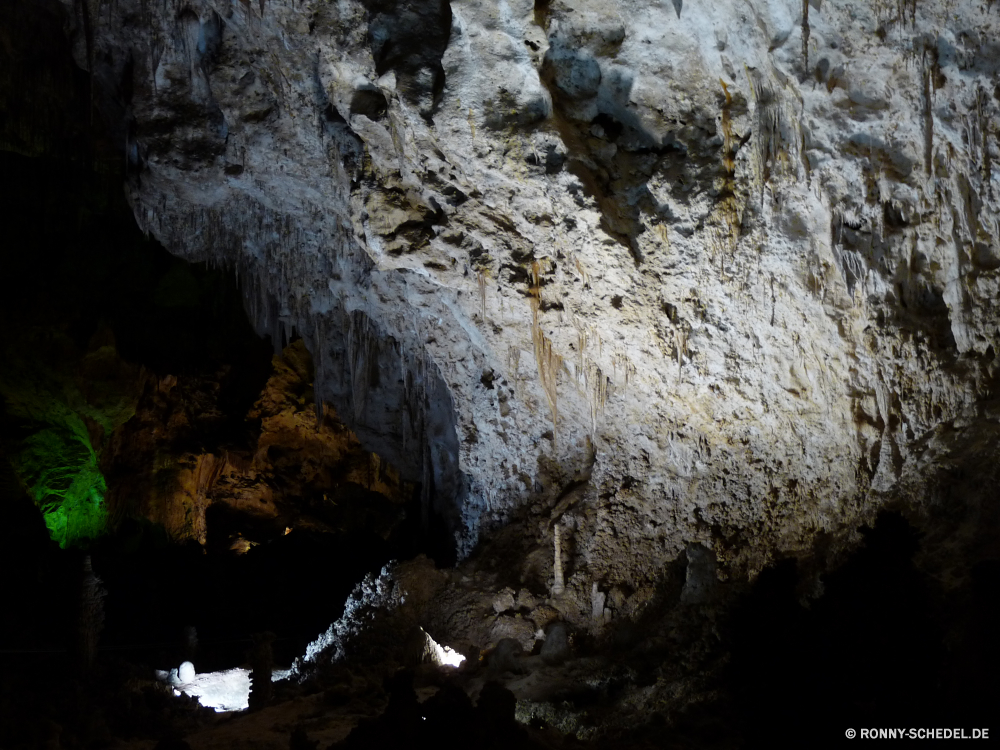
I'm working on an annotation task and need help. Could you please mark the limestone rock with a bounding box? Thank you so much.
[54,0,1000,594]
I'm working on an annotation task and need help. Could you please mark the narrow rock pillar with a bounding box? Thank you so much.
[552,524,565,597]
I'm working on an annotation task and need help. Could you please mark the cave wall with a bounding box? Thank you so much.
[52,0,1000,579]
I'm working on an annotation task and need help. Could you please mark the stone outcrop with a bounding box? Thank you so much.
[47,0,1000,613]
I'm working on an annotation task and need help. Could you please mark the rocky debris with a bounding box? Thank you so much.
[331,670,549,750]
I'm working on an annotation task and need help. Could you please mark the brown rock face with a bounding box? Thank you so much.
[105,340,413,547]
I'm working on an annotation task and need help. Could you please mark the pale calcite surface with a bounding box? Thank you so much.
[60,0,1000,597]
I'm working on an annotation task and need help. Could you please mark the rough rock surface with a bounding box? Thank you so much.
[105,340,412,545]
[56,0,1000,607]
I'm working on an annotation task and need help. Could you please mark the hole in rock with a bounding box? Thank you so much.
[349,88,388,121]
[0,148,454,729]
[365,0,452,117]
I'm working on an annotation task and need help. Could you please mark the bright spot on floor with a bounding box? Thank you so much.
[422,628,466,668]
[157,663,251,712]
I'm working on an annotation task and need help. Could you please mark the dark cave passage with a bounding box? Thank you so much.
[3,0,1000,747]
[0,0,460,692]
[728,511,1000,740]
[0,145,453,691]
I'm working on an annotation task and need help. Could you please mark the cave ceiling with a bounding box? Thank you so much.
[1,0,1000,745]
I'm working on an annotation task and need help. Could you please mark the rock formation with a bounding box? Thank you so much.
[2,0,1000,744]
[54,0,1000,584]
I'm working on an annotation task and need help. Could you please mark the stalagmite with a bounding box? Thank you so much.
[551,523,564,598]
[591,582,606,623]
[77,555,106,673]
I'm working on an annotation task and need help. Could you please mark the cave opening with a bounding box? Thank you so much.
[726,510,1000,736]
[3,0,1000,746]
[0,143,454,693]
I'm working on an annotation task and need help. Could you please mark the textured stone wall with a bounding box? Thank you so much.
[59,0,1000,580]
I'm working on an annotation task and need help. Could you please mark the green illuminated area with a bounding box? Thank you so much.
[16,423,108,547]
[0,151,269,549]
[1,339,137,549]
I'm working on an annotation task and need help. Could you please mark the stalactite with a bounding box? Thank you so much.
[801,0,810,70]
[421,433,430,532]
[347,310,378,424]
[922,48,935,177]
[418,345,430,529]
[975,86,992,198]
[313,316,325,423]
[745,67,793,200]
[712,79,743,255]
[272,307,282,356]
[530,261,560,445]
[583,360,610,437]
[477,268,488,321]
